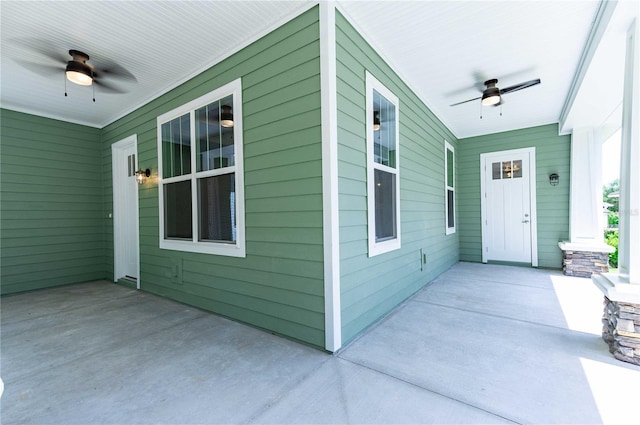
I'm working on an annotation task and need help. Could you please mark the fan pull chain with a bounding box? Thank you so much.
[93,84,95,102]
[500,103,503,117]
[64,74,68,97]
[479,102,483,119]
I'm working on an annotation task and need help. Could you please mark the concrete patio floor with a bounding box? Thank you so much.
[1,262,638,424]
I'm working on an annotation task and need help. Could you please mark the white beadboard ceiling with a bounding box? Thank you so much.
[0,1,627,138]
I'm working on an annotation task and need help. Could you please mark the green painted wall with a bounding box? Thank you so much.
[100,7,325,347]
[0,109,104,294]
[457,123,570,268]
[335,12,460,344]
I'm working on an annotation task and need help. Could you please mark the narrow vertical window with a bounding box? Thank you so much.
[366,72,401,257]
[157,78,245,257]
[445,140,456,235]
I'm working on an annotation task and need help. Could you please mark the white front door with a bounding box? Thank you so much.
[112,135,140,287]
[481,147,537,265]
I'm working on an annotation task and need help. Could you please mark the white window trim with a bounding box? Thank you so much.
[366,72,401,257]
[157,78,245,257]
[445,140,456,235]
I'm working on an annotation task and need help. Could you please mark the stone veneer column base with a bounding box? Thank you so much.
[558,242,614,278]
[602,297,640,366]
[562,250,610,277]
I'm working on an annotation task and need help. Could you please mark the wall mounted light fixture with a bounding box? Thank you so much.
[549,173,559,186]
[136,168,151,185]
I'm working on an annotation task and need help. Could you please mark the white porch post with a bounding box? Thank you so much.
[592,16,640,366]
[568,127,605,244]
[617,16,640,284]
[558,127,614,276]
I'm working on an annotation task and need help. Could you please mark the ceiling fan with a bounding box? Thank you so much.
[450,78,541,107]
[12,41,136,100]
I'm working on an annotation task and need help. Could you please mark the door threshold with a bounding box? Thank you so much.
[116,277,138,289]
[486,260,534,268]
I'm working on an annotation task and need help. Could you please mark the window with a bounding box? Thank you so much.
[157,78,245,257]
[366,72,400,257]
[492,160,523,179]
[445,141,455,235]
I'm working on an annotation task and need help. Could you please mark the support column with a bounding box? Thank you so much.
[558,127,614,277]
[569,128,605,243]
[617,17,640,284]
[593,16,640,366]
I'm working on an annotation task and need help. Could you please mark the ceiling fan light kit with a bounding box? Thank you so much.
[481,87,501,106]
[220,105,234,128]
[373,110,381,131]
[65,50,93,86]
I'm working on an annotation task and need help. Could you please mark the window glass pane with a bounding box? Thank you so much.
[373,90,396,168]
[195,95,234,172]
[512,160,523,178]
[492,162,501,180]
[198,173,236,242]
[164,181,192,239]
[502,161,512,179]
[162,114,191,178]
[375,169,396,241]
[446,148,454,187]
[447,189,455,228]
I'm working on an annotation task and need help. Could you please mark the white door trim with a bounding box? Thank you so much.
[111,135,141,289]
[480,147,538,267]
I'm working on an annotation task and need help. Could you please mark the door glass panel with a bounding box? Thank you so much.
[502,161,512,179]
[512,160,523,178]
[492,162,501,180]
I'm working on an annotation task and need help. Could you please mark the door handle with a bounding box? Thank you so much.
[522,219,530,223]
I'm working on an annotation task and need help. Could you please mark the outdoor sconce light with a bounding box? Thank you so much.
[220,105,234,128]
[549,173,559,186]
[373,111,381,131]
[136,168,151,185]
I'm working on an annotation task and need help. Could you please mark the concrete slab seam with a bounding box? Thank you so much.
[336,356,522,425]
[410,299,602,337]
[241,354,335,424]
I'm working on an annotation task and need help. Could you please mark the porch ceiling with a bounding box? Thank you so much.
[0,1,618,138]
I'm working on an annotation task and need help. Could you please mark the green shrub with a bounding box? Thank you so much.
[605,229,619,268]
[608,212,619,227]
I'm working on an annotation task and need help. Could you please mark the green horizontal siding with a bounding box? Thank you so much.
[100,6,325,348]
[457,123,570,268]
[0,109,104,295]
[335,12,459,345]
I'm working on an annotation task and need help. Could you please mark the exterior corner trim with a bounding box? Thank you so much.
[320,1,341,352]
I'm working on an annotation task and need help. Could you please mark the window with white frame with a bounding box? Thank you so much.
[445,140,455,235]
[157,78,245,257]
[366,72,401,257]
